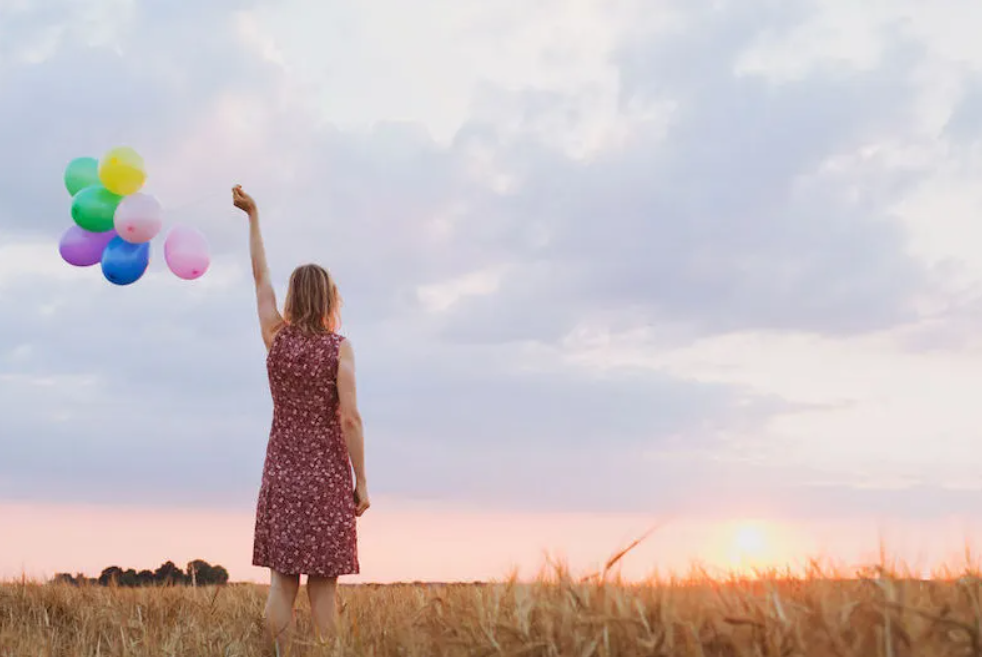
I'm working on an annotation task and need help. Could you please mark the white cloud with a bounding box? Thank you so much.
[240,0,664,146]
[3,0,982,522]
[416,265,509,312]
[565,325,982,487]
[0,240,80,288]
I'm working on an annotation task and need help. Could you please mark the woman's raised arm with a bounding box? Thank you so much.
[233,185,283,350]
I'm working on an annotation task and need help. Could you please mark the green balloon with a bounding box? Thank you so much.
[64,157,101,196]
[71,185,122,233]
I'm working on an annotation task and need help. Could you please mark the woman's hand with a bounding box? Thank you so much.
[232,184,257,217]
[353,481,370,517]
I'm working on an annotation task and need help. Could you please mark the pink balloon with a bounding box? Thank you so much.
[164,225,210,280]
[114,193,162,244]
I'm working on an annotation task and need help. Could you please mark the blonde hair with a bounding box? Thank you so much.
[284,264,342,334]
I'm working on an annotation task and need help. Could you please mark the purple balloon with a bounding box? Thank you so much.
[59,225,117,267]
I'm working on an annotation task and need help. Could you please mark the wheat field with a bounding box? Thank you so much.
[2,561,982,657]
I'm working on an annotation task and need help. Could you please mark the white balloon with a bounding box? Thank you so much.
[114,193,163,244]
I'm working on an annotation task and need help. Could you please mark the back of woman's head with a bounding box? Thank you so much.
[284,263,342,333]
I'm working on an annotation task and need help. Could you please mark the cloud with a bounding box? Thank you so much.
[2,0,931,337]
[0,0,283,239]
[428,3,932,344]
[945,73,982,144]
[565,325,982,498]
[1,0,981,522]
[0,245,789,510]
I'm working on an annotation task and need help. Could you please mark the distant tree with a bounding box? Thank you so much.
[186,560,230,586]
[209,565,230,585]
[98,566,124,586]
[118,569,139,587]
[51,560,229,587]
[153,561,186,585]
[187,559,208,586]
[52,573,78,586]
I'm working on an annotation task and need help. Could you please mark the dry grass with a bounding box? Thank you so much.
[3,561,982,657]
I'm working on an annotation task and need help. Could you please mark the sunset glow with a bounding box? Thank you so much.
[4,0,982,594]
[3,501,981,584]
[733,523,768,560]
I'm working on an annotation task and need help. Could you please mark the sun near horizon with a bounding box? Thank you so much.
[3,500,980,585]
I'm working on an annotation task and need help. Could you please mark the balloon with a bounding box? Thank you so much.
[71,185,122,232]
[114,193,163,244]
[59,225,117,267]
[64,157,100,196]
[98,146,146,196]
[101,236,150,286]
[164,225,210,280]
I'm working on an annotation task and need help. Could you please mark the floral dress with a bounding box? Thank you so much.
[252,325,359,577]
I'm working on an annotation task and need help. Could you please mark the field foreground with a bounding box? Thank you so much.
[2,568,982,656]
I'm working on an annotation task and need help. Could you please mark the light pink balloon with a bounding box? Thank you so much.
[164,225,210,280]
[114,193,163,244]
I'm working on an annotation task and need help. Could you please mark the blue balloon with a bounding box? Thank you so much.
[101,236,150,286]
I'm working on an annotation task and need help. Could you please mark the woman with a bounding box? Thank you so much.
[233,185,370,650]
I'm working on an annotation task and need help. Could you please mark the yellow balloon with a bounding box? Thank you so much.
[99,146,146,196]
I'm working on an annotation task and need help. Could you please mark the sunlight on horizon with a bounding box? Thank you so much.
[3,502,980,584]
[728,521,772,570]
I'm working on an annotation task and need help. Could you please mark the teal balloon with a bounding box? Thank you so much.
[64,157,100,196]
[71,185,122,233]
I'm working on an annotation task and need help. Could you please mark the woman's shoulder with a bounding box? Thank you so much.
[266,322,292,350]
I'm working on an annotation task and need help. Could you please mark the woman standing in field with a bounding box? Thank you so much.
[233,185,370,651]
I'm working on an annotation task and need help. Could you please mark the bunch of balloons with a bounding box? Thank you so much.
[58,146,211,285]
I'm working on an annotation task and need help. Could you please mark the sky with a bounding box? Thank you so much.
[3,0,982,583]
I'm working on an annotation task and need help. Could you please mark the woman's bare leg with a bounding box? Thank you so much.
[264,570,300,654]
[307,575,339,641]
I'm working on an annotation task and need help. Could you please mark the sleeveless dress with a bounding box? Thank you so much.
[252,325,359,577]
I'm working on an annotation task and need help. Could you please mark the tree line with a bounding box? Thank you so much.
[52,560,229,587]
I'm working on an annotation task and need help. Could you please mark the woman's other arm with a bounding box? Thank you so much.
[337,339,369,516]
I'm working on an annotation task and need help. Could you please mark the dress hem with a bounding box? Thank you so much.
[252,558,360,578]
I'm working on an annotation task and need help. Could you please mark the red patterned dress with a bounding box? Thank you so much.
[252,325,359,577]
